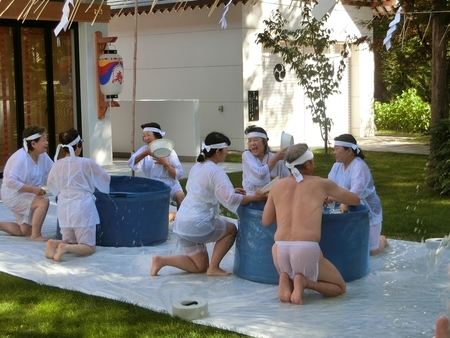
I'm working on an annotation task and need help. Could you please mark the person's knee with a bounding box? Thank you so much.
[226,223,237,237]
[33,196,50,210]
[174,191,185,208]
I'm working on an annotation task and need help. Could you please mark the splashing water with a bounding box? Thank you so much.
[426,235,450,277]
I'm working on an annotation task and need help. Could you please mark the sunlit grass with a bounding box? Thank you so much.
[0,272,249,337]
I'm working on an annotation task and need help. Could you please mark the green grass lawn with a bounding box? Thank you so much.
[1,148,449,337]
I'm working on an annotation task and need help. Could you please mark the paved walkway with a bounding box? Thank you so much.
[354,136,429,155]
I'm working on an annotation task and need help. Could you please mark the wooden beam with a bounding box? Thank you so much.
[0,0,111,23]
[341,0,396,8]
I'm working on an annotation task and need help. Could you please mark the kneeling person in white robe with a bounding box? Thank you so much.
[45,128,110,261]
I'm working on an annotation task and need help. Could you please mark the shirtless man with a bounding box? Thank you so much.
[262,143,360,305]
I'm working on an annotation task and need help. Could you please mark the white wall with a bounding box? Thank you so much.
[108,7,246,150]
[108,1,374,152]
[111,100,200,161]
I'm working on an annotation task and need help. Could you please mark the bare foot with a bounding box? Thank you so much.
[277,272,293,302]
[53,243,68,262]
[31,235,50,242]
[206,266,231,276]
[370,235,389,256]
[45,240,58,259]
[151,256,163,276]
[381,235,389,247]
[168,211,176,222]
[436,316,450,338]
[291,274,307,305]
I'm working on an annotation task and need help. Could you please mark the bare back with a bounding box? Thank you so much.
[262,175,360,243]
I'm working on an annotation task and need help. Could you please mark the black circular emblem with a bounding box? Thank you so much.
[273,64,286,82]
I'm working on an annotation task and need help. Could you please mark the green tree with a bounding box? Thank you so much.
[368,0,449,125]
[255,7,349,154]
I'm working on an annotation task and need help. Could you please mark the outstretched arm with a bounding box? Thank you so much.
[262,192,276,226]
[326,180,360,206]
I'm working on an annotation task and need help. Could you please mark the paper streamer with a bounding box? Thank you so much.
[219,0,233,29]
[54,0,74,36]
[383,6,402,51]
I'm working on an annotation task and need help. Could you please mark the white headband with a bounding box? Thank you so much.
[201,142,228,152]
[247,132,267,139]
[23,133,43,152]
[143,127,166,137]
[334,140,360,154]
[54,135,81,162]
[285,149,314,183]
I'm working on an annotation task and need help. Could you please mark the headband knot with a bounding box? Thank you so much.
[54,135,81,162]
[285,149,314,183]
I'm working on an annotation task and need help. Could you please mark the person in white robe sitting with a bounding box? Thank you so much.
[45,128,110,261]
[325,133,388,256]
[128,122,184,221]
[0,125,53,241]
[242,125,290,196]
[151,131,267,277]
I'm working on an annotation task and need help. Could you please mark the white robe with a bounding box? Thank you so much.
[173,160,243,238]
[242,150,290,195]
[127,145,183,199]
[1,148,53,213]
[47,156,110,228]
[328,157,382,225]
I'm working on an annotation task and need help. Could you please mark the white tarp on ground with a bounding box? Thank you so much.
[0,199,449,338]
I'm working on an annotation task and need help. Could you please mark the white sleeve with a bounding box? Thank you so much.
[328,163,339,182]
[4,151,27,191]
[46,165,59,196]
[242,151,270,185]
[89,161,111,194]
[211,168,243,214]
[127,145,154,173]
[168,149,183,180]
[272,159,290,178]
[348,160,374,198]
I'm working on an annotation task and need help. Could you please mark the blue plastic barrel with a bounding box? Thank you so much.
[233,203,279,284]
[233,203,370,284]
[319,204,370,282]
[56,175,171,247]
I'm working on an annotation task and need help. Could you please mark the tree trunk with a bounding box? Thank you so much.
[431,13,449,126]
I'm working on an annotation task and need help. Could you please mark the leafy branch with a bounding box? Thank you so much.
[255,5,349,153]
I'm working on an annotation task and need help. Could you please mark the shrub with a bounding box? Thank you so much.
[427,118,450,195]
[374,88,430,133]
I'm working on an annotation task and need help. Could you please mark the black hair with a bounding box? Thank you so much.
[197,132,231,163]
[141,122,163,139]
[244,125,270,154]
[334,134,365,160]
[22,125,46,152]
[59,128,82,154]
